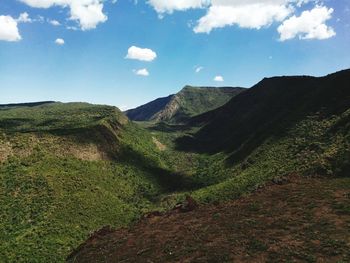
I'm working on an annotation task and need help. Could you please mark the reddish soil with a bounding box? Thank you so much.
[68,176,350,263]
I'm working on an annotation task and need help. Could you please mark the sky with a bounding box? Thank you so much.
[0,0,349,110]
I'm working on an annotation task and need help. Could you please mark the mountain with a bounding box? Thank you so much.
[125,86,245,123]
[179,69,350,154]
[173,69,350,202]
[124,95,174,122]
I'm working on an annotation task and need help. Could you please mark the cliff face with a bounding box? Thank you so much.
[125,95,175,121]
[0,103,129,162]
[152,94,181,121]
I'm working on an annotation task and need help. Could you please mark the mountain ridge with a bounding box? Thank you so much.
[125,85,245,123]
[180,69,350,154]
[0,101,56,108]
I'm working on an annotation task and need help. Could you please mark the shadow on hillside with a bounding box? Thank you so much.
[174,111,295,167]
[0,118,98,133]
[0,118,32,132]
[174,71,350,167]
[147,122,191,133]
[117,145,200,193]
[52,126,200,193]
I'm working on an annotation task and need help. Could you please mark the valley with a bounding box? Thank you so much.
[0,70,349,262]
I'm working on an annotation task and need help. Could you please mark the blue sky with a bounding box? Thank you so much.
[0,0,349,109]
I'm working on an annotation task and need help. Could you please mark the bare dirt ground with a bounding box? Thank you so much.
[68,176,350,263]
[152,136,167,151]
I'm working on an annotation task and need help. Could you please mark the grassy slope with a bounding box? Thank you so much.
[0,103,171,262]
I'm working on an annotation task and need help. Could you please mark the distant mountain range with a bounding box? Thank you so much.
[0,101,56,108]
[125,86,245,123]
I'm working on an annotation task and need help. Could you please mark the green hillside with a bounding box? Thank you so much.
[125,86,245,123]
[0,102,175,262]
[174,69,350,202]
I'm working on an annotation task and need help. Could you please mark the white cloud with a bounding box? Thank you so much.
[55,38,65,45]
[37,15,45,22]
[195,66,204,73]
[194,1,294,33]
[214,75,224,82]
[19,0,107,30]
[49,19,61,26]
[133,68,150,76]
[146,0,332,40]
[148,0,209,14]
[19,0,61,8]
[17,12,33,23]
[119,105,129,111]
[69,1,107,30]
[0,15,21,42]
[67,25,79,30]
[126,46,157,62]
[278,5,336,40]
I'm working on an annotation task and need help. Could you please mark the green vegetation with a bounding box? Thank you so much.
[0,102,127,132]
[172,70,350,202]
[144,107,350,205]
[0,156,159,261]
[0,103,168,262]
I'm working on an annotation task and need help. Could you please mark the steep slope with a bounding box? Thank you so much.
[0,102,176,262]
[124,95,174,121]
[180,70,350,153]
[125,86,245,123]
